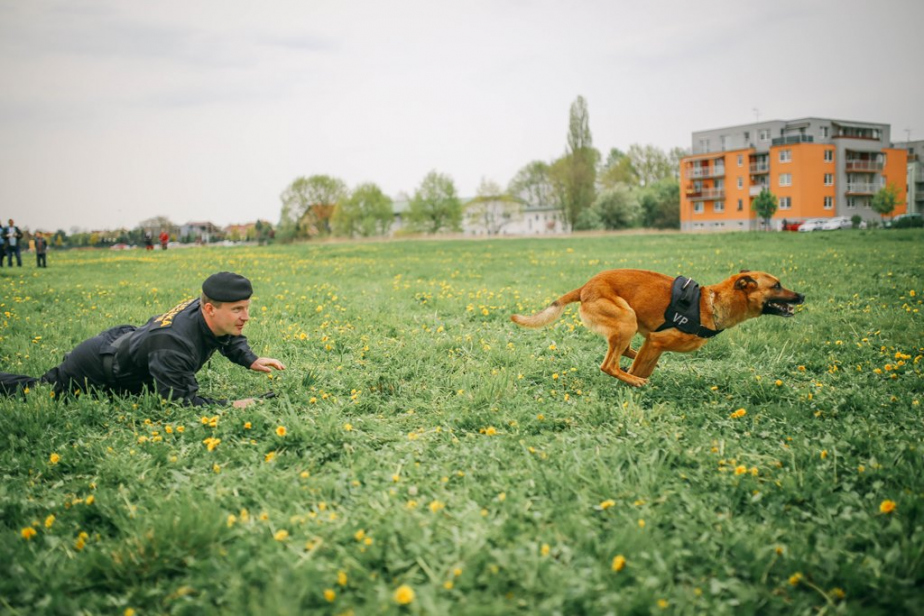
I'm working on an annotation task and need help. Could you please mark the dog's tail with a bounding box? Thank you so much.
[510,288,582,329]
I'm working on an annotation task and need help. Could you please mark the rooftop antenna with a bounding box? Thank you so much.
[753,108,761,123]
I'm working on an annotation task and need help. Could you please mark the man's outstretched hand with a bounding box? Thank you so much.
[249,357,286,373]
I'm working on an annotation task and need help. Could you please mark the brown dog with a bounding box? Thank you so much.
[511,269,804,387]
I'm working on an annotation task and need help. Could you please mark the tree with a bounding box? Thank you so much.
[668,147,690,181]
[638,179,680,229]
[408,171,462,234]
[591,185,639,230]
[279,175,347,239]
[598,148,638,189]
[556,96,598,230]
[508,161,556,207]
[333,183,394,238]
[465,178,522,236]
[627,144,674,187]
[138,216,177,239]
[871,183,904,221]
[751,189,778,230]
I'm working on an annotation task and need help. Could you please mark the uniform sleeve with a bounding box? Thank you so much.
[219,335,259,369]
[148,349,227,406]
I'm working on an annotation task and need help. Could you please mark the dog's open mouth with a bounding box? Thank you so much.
[762,296,804,317]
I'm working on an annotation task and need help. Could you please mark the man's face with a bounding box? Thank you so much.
[205,299,250,336]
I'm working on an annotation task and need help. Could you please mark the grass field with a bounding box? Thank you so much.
[1,230,922,615]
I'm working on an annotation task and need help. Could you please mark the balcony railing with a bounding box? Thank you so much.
[749,185,769,197]
[771,135,814,146]
[845,160,884,172]
[687,187,725,201]
[845,182,884,195]
[749,162,770,174]
[686,166,725,180]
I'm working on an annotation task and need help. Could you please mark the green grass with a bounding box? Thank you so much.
[1,230,922,615]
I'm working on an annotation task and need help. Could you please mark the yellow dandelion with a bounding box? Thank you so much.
[429,500,445,513]
[394,584,415,605]
[599,499,616,510]
[44,515,55,529]
[820,450,828,459]
[86,495,95,506]
[484,426,497,436]
[789,572,803,586]
[276,426,287,437]
[734,465,747,476]
[227,514,237,528]
[541,543,550,556]
[21,527,37,540]
[274,529,289,541]
[879,499,897,514]
[730,408,747,419]
[265,451,277,463]
[612,555,626,571]
[49,453,61,465]
[323,589,336,602]
[244,421,252,430]
[337,570,348,586]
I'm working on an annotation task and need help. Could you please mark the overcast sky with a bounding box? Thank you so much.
[1,0,921,233]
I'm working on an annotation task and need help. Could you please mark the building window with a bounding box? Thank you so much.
[744,131,750,142]
[714,201,725,213]
[721,136,729,150]
[699,139,710,153]
[760,129,770,141]
[737,199,743,211]
[820,126,829,138]
[824,173,833,186]
[779,173,792,187]
[779,197,792,210]
[824,150,833,162]
[824,196,833,209]
[694,202,704,214]
[737,154,743,167]
[737,177,744,189]
[779,149,792,163]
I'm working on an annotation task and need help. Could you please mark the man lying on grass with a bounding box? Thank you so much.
[0,272,285,407]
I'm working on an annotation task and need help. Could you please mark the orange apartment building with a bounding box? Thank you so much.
[680,118,908,231]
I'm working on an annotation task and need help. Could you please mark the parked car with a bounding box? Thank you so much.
[887,213,923,229]
[781,220,802,231]
[797,218,825,232]
[818,216,852,231]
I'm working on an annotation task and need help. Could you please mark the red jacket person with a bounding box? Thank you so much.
[0,272,285,407]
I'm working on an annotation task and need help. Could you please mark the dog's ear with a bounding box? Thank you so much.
[735,275,756,291]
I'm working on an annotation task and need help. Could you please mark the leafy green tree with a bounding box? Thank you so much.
[508,161,556,207]
[279,175,347,239]
[627,144,674,187]
[751,189,778,230]
[465,179,522,235]
[639,180,680,229]
[591,185,639,230]
[557,96,598,230]
[598,148,638,189]
[871,182,904,221]
[333,183,394,238]
[408,171,462,234]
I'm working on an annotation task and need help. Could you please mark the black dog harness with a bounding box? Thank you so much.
[654,276,723,338]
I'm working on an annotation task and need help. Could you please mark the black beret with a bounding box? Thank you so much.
[202,272,253,302]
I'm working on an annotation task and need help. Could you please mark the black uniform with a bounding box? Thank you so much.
[1,298,257,405]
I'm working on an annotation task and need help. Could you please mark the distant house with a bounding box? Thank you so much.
[224,223,255,241]
[179,221,223,243]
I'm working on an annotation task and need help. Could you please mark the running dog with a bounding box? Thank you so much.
[511,269,804,387]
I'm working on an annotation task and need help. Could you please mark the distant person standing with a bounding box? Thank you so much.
[34,231,48,268]
[159,231,169,250]
[0,218,5,268]
[144,232,154,251]
[4,219,23,267]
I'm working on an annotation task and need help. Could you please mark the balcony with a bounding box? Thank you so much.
[749,185,769,197]
[771,135,814,146]
[845,160,884,172]
[686,166,725,180]
[845,182,883,195]
[749,161,770,174]
[687,187,726,201]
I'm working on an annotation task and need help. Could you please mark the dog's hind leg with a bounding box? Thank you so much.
[580,297,647,387]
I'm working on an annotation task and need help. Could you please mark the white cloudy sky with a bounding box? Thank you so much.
[1,0,921,232]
